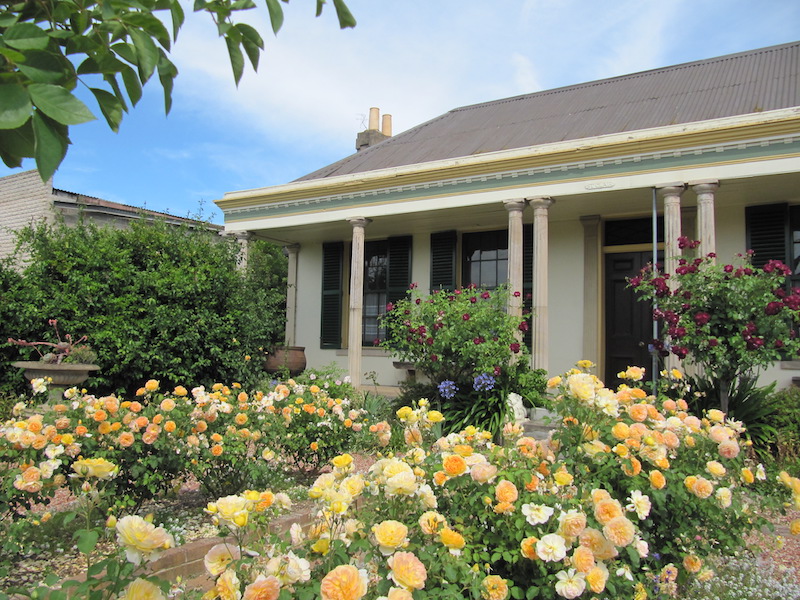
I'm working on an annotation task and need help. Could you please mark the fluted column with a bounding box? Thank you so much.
[347,217,371,389]
[284,244,300,347]
[692,180,719,263]
[658,184,686,282]
[580,215,601,365]
[504,199,528,320]
[528,196,554,371]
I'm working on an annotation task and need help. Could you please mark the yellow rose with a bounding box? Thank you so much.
[119,577,166,600]
[116,515,175,565]
[144,379,159,393]
[372,520,409,555]
[396,406,413,420]
[426,410,444,423]
[481,575,509,600]
[332,453,354,469]
[71,457,118,479]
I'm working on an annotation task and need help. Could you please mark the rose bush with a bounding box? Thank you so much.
[380,285,546,437]
[630,238,800,413]
[0,376,376,514]
[2,365,800,600]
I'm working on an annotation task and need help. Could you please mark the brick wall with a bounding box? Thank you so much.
[0,170,54,258]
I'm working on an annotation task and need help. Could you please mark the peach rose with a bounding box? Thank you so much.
[495,479,518,503]
[602,516,636,547]
[243,574,281,600]
[388,551,427,590]
[373,520,409,555]
[320,565,368,600]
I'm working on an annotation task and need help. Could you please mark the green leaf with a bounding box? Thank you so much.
[156,53,177,114]
[225,37,245,85]
[332,0,356,28]
[237,23,263,70]
[0,120,35,167]
[129,27,159,82]
[103,73,129,112]
[0,12,18,27]
[28,83,96,125]
[264,0,284,34]
[0,46,26,63]
[32,111,69,180]
[90,88,124,131]
[120,64,143,106]
[122,13,172,50]
[169,0,185,40]
[74,528,99,554]
[4,23,50,50]
[0,84,32,129]
[18,50,73,84]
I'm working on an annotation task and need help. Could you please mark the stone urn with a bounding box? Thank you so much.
[264,346,307,376]
[13,361,100,403]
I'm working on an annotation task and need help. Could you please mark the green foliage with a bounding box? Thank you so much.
[685,374,778,459]
[632,241,800,412]
[380,285,540,438]
[0,0,356,179]
[1,217,287,395]
[765,385,800,461]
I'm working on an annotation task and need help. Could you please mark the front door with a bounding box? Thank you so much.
[604,251,659,384]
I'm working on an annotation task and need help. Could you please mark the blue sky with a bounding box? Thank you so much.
[2,0,799,224]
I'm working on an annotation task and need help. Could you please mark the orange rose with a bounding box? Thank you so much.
[211,444,224,456]
[93,410,108,422]
[74,425,88,437]
[649,470,666,489]
[495,480,519,503]
[164,421,176,433]
[442,454,468,477]
[118,432,135,447]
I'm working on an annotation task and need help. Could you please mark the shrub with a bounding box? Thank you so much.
[766,385,800,461]
[1,217,287,396]
[631,239,800,414]
[381,285,545,437]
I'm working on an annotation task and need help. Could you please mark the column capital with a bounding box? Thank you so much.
[284,243,300,255]
[580,214,601,228]
[657,184,686,199]
[224,230,253,241]
[527,196,554,210]
[503,198,528,213]
[347,217,372,228]
[690,180,720,194]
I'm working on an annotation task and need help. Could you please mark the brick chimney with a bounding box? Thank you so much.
[356,107,392,151]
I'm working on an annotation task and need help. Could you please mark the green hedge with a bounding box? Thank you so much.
[1,217,287,395]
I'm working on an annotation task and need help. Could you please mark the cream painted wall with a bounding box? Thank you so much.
[547,219,586,377]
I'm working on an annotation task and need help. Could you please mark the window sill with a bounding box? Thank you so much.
[780,361,800,370]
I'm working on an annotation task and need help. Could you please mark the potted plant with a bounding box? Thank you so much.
[9,319,100,390]
[264,344,307,376]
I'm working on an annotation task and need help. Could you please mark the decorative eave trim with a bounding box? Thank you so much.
[217,108,800,213]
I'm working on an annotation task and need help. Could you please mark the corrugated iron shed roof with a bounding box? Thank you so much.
[299,41,800,181]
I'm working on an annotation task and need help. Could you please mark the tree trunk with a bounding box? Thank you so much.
[719,378,730,415]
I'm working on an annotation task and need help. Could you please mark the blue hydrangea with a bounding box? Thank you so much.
[438,379,459,399]
[473,373,496,392]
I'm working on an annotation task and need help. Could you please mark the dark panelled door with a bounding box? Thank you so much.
[604,252,658,385]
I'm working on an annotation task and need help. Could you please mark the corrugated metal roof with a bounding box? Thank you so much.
[299,41,800,181]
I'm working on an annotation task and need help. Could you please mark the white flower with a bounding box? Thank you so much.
[44,444,64,459]
[715,487,733,508]
[536,533,568,562]
[635,537,649,558]
[616,565,634,581]
[626,490,651,520]
[522,503,554,526]
[756,464,767,480]
[31,378,48,395]
[555,569,586,599]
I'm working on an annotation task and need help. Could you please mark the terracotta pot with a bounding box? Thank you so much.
[264,346,307,376]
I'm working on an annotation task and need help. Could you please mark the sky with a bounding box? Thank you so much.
[2,0,799,224]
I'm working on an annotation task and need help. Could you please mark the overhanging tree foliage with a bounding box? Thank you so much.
[0,0,355,179]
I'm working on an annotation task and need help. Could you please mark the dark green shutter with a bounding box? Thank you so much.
[320,241,343,348]
[522,224,533,347]
[387,236,412,304]
[430,230,457,290]
[746,204,789,268]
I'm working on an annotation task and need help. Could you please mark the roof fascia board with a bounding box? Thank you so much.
[217,107,800,210]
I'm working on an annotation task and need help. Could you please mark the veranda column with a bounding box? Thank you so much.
[580,215,601,365]
[658,184,686,282]
[692,180,719,263]
[284,244,300,347]
[504,199,528,320]
[347,217,371,389]
[528,196,554,372]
